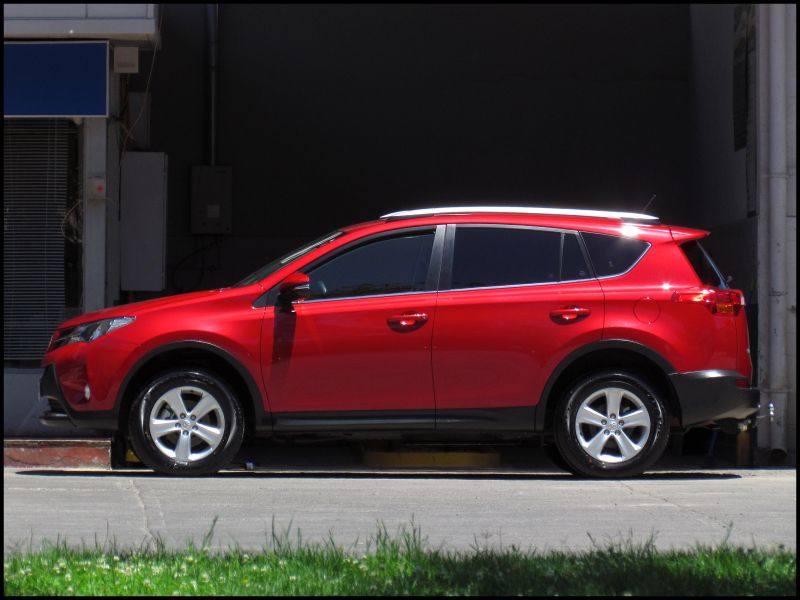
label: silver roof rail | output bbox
[381,206,659,221]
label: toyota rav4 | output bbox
[40,206,759,477]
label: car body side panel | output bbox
[432,280,604,410]
[42,287,268,415]
[261,294,437,414]
[600,237,738,374]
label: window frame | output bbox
[439,223,596,292]
[266,225,446,305]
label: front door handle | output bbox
[387,311,428,331]
[550,306,591,324]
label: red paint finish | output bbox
[432,280,604,410]
[40,209,753,433]
[261,294,437,413]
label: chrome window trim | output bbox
[295,289,437,305]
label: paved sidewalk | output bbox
[4,466,795,555]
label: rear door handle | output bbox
[550,306,591,324]
[387,311,428,331]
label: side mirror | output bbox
[278,272,311,303]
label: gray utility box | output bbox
[191,165,232,234]
[120,152,168,291]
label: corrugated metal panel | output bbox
[3,119,77,360]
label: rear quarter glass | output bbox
[580,232,650,277]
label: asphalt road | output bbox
[4,465,795,555]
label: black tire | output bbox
[128,369,245,475]
[553,370,670,478]
[543,442,575,473]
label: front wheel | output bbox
[553,370,670,478]
[128,369,245,475]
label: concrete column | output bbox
[82,118,108,313]
[106,72,121,307]
[755,3,796,460]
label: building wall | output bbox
[134,4,692,295]
[689,4,796,459]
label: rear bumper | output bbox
[670,369,759,427]
[39,364,118,431]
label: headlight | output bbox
[50,317,135,351]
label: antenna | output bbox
[642,194,657,213]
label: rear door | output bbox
[431,224,604,428]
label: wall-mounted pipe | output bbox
[206,3,218,166]
[756,4,791,459]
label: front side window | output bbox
[306,231,434,300]
[450,227,562,289]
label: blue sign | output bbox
[4,42,108,117]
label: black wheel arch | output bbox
[115,340,271,435]
[535,339,680,434]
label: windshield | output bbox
[233,231,344,287]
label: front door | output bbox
[262,227,441,430]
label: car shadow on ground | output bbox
[13,467,745,480]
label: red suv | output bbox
[40,207,759,477]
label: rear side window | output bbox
[307,231,434,299]
[680,240,727,288]
[450,227,561,289]
[581,232,649,277]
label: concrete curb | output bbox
[3,438,111,469]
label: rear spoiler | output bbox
[669,225,709,242]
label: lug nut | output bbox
[610,414,616,419]
[180,413,186,419]
[619,420,624,426]
[614,430,621,436]
[192,425,198,431]
[175,423,181,429]
[191,415,196,421]
[182,430,189,436]
[601,420,607,425]
[604,430,610,435]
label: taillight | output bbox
[672,289,743,316]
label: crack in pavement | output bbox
[618,481,732,533]
[123,478,168,546]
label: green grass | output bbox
[4,519,796,596]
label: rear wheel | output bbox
[553,370,669,478]
[128,369,244,475]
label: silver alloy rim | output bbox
[574,386,651,464]
[148,386,225,463]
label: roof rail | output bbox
[381,206,659,221]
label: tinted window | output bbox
[581,232,649,277]
[561,234,591,281]
[307,231,434,299]
[451,227,560,289]
[681,240,726,288]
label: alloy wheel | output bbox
[148,386,226,463]
[574,386,652,463]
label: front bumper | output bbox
[670,369,759,427]
[39,364,118,431]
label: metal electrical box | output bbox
[120,152,168,291]
[191,165,232,234]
